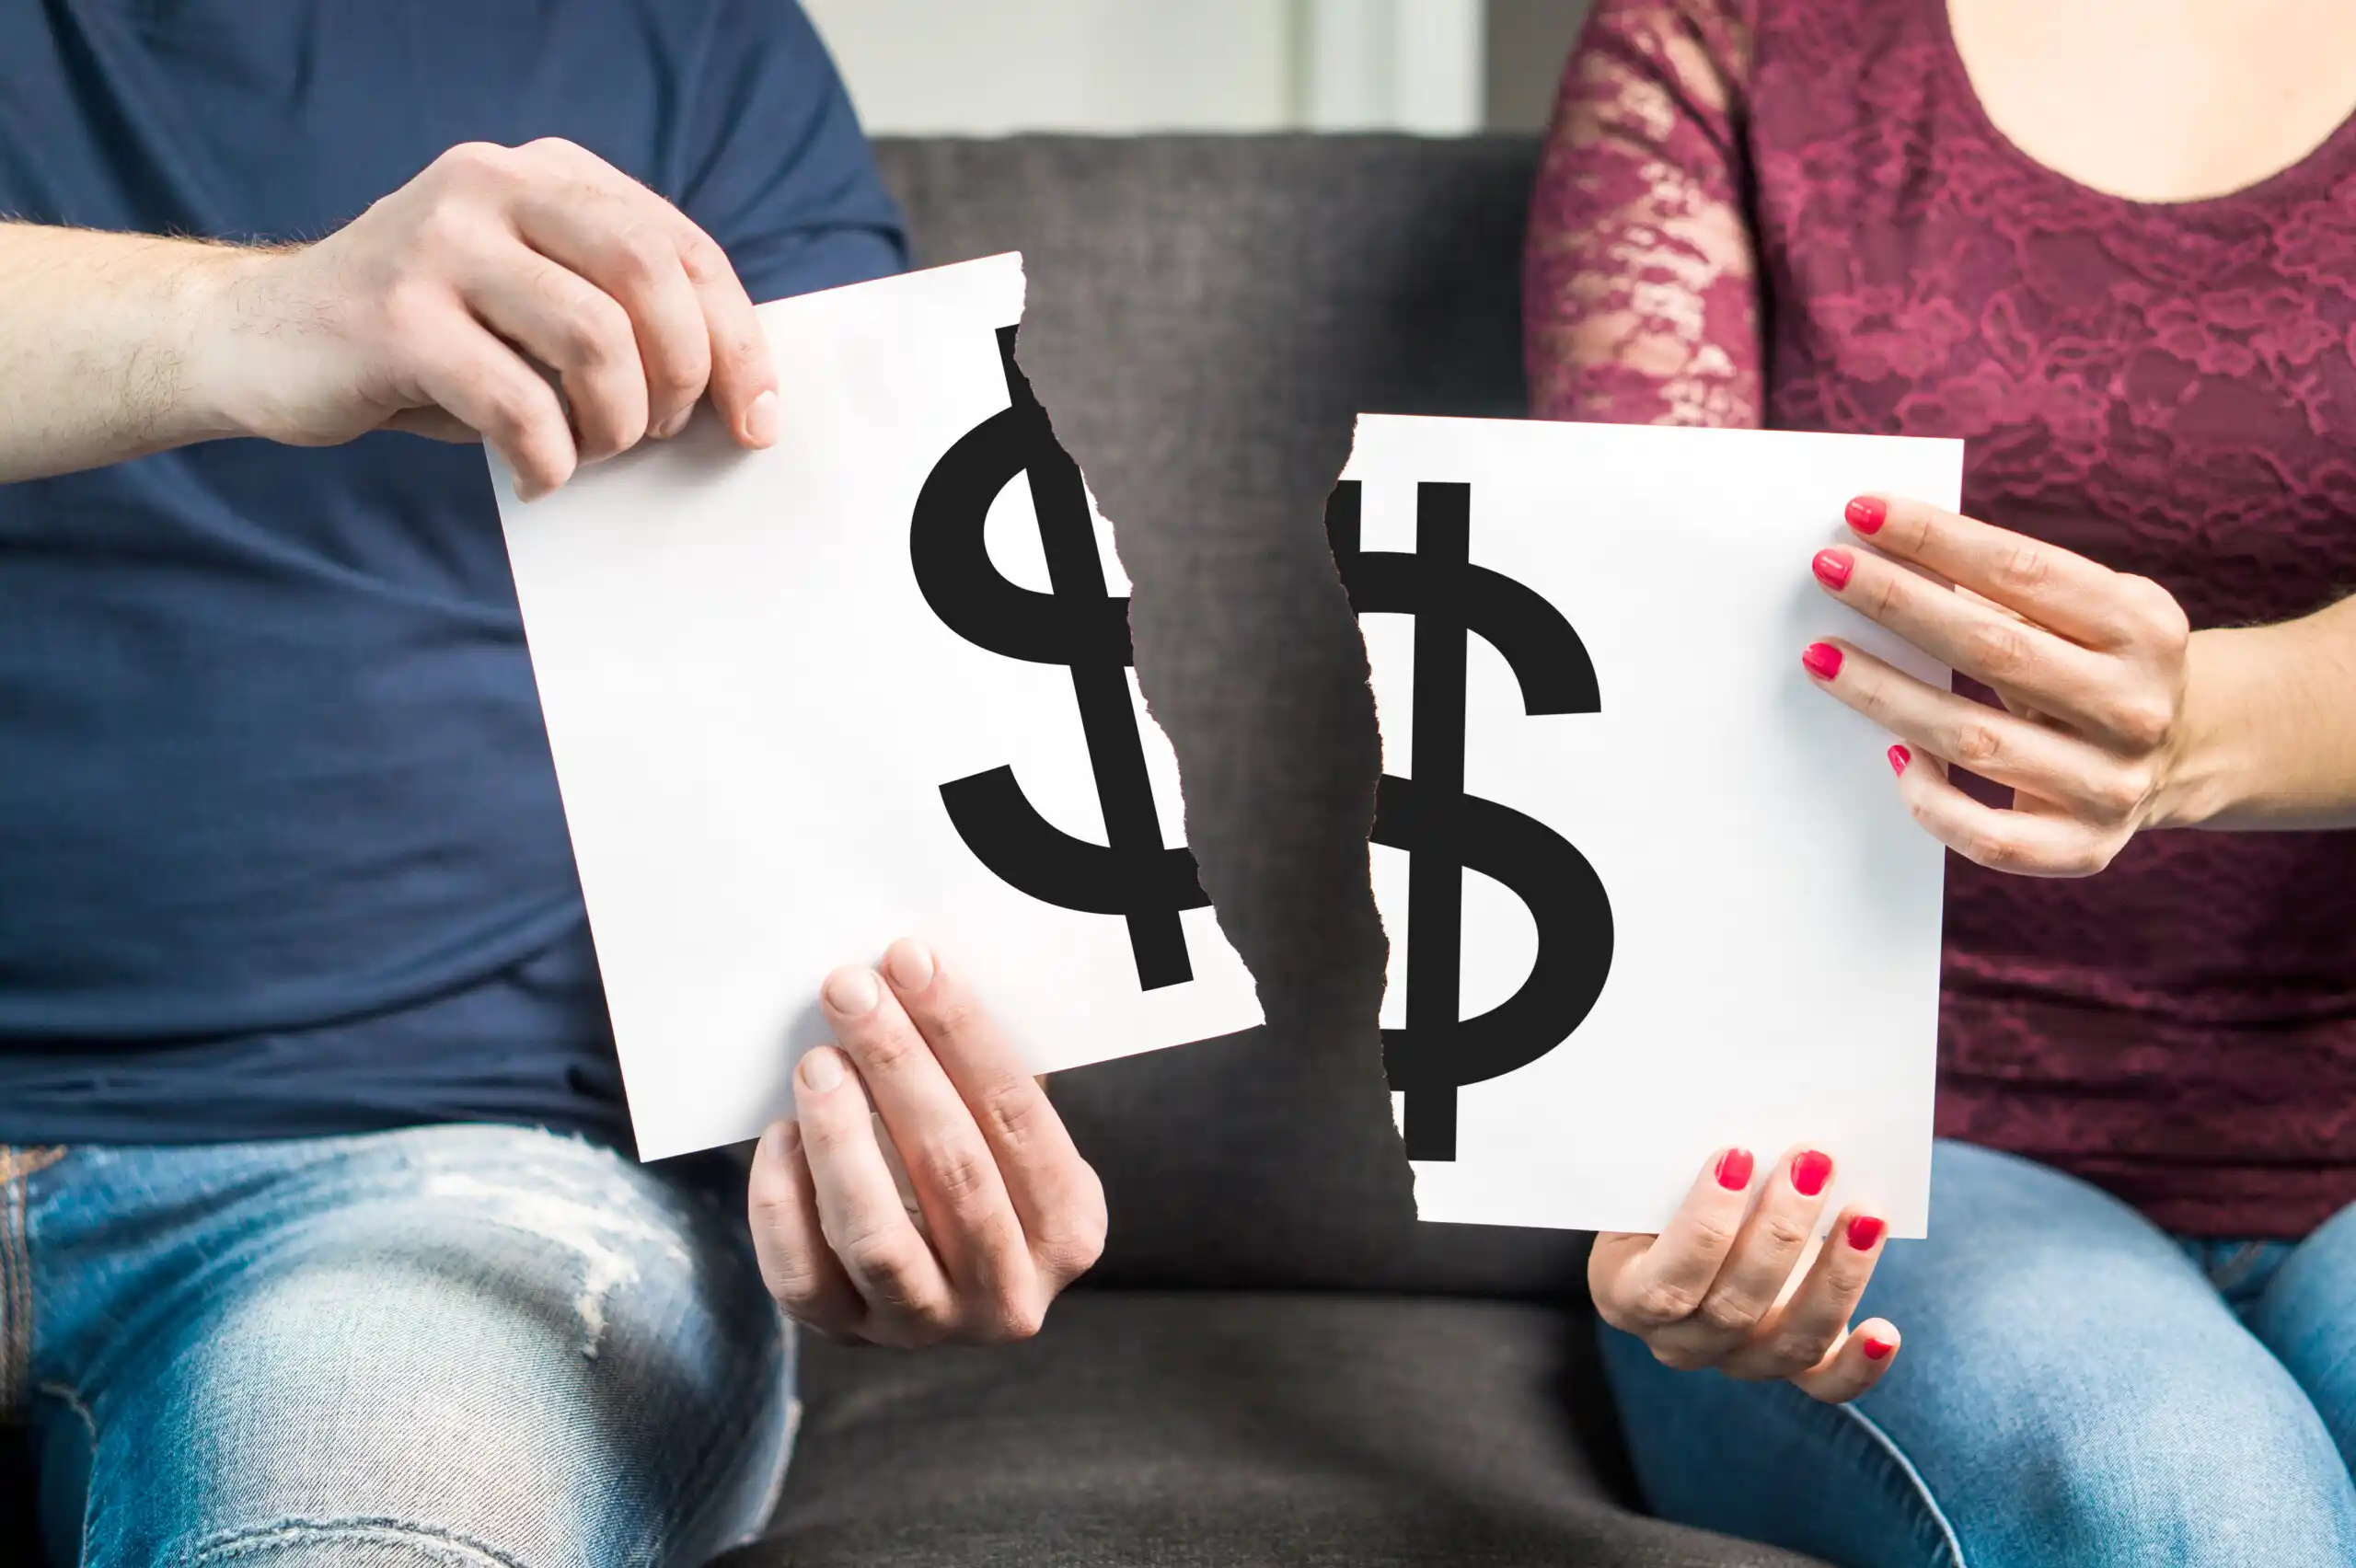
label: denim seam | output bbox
[656,1310,795,1566]
[1831,1401,1969,1568]
[2203,1239,2271,1297]
[35,1379,95,1441]
[0,1147,29,1420]
[179,1517,531,1568]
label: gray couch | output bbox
[722,136,1829,1568]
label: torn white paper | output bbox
[495,254,1262,1160]
[1336,416,1960,1237]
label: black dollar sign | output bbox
[1328,479,1615,1161]
[910,327,1209,991]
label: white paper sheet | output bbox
[494,254,1262,1160]
[1337,416,1961,1237]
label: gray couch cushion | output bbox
[871,135,1588,1301]
[729,1292,1827,1568]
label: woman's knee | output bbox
[1982,1383,2356,1568]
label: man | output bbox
[0,5,1104,1565]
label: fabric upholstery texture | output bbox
[729,1294,1821,1568]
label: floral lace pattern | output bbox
[1526,0,2356,1236]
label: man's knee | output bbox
[179,1518,534,1568]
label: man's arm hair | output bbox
[0,220,255,484]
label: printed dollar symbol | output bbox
[1329,479,1615,1160]
[910,327,1210,990]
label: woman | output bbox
[1525,2,2356,1563]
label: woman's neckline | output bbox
[1923,0,2356,213]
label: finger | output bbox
[1593,1147,1758,1336]
[1810,547,2131,741]
[880,940,1105,1287]
[1791,1317,1901,1405]
[458,242,648,463]
[792,1044,958,1345]
[514,139,775,448]
[403,319,577,500]
[510,184,713,442]
[745,1117,866,1339]
[380,406,481,444]
[819,964,1031,1312]
[1843,494,2147,651]
[1804,639,2151,824]
[1653,1147,1834,1364]
[1888,744,2119,876]
[1721,1207,1887,1380]
[677,221,777,449]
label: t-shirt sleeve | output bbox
[1520,0,1762,427]
[673,0,909,303]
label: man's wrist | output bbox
[169,241,279,444]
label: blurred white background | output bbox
[801,0,1592,136]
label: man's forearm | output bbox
[0,220,252,484]
[2165,594,2356,831]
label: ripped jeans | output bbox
[0,1126,793,1568]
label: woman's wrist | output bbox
[2145,626,2245,830]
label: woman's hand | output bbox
[1589,1147,1899,1404]
[1803,494,2194,876]
[746,939,1107,1349]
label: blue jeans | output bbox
[0,1126,793,1568]
[1603,1139,2356,1566]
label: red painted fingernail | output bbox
[1801,642,1843,681]
[1847,1215,1886,1251]
[1791,1149,1833,1196]
[1715,1147,1755,1191]
[1861,1335,1896,1362]
[1888,744,1911,776]
[1812,548,1854,590]
[1846,497,1887,534]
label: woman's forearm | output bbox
[2161,595,2356,830]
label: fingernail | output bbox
[1888,744,1911,776]
[653,408,691,440]
[1791,1149,1833,1196]
[884,940,935,992]
[800,1045,845,1093]
[1715,1147,1755,1191]
[1801,642,1844,681]
[743,388,780,446]
[1861,1334,1896,1362]
[823,967,880,1018]
[1847,1215,1886,1251]
[1846,496,1887,535]
[1812,548,1855,590]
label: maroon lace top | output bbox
[1525,0,2356,1237]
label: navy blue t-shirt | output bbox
[0,1,906,1146]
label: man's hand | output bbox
[746,939,1108,1348]
[194,138,776,499]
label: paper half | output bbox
[1335,415,1961,1237]
[494,254,1263,1159]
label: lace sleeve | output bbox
[1521,0,1763,427]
